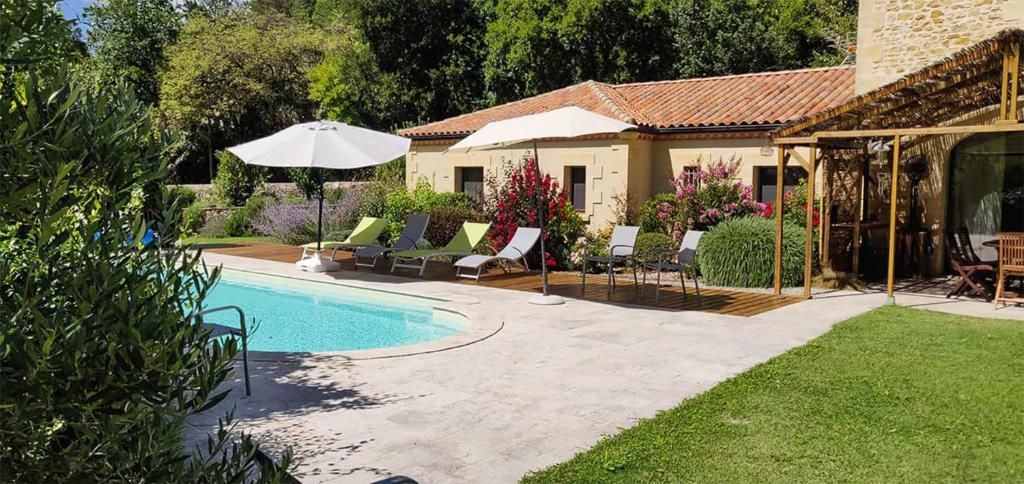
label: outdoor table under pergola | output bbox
[768,29,1024,302]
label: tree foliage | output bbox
[159,11,330,181]
[84,0,181,104]
[484,0,677,103]
[309,0,488,130]
[671,0,857,78]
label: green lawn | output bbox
[524,306,1023,483]
[181,235,274,246]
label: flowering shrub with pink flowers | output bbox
[483,156,585,269]
[670,156,768,230]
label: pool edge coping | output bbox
[208,263,504,361]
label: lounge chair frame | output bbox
[391,222,491,277]
[454,227,541,281]
[352,214,430,270]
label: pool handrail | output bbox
[197,305,251,397]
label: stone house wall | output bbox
[855,0,1024,93]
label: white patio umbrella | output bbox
[228,120,409,272]
[447,106,636,305]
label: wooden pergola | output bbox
[770,29,1024,302]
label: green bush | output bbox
[167,185,197,207]
[287,167,328,201]
[697,216,805,288]
[222,192,277,237]
[180,200,209,237]
[380,179,476,243]
[639,193,680,235]
[1,68,287,480]
[634,232,676,264]
[212,150,268,206]
[423,205,486,247]
[222,210,248,237]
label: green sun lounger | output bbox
[391,222,491,276]
[300,216,387,259]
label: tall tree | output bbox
[309,0,489,130]
[84,0,181,105]
[671,0,857,78]
[159,11,330,181]
[484,0,677,103]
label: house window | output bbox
[680,166,701,188]
[757,166,806,204]
[569,166,586,211]
[459,167,484,201]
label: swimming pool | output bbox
[202,270,466,352]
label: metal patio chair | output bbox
[581,225,640,295]
[642,230,704,304]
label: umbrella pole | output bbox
[317,178,324,253]
[534,141,550,297]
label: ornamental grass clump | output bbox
[697,216,805,288]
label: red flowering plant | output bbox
[764,178,819,227]
[483,156,585,269]
[670,156,768,230]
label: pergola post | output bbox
[885,136,901,303]
[803,144,817,299]
[999,42,1020,122]
[773,145,787,297]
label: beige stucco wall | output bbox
[406,137,632,227]
[648,137,808,195]
[407,135,818,231]
[856,0,1024,93]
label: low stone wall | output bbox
[172,181,366,205]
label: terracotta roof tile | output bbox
[400,66,855,138]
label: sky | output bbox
[59,0,94,34]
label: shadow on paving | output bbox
[191,354,413,480]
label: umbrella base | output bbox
[528,294,566,306]
[296,252,341,273]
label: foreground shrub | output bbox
[697,216,805,288]
[423,205,487,247]
[634,232,676,264]
[212,150,268,206]
[0,69,288,480]
[483,157,585,268]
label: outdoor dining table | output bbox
[982,239,1001,249]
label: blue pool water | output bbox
[202,271,464,352]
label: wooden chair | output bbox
[955,227,996,265]
[993,232,1024,309]
[945,233,994,300]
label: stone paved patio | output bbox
[186,252,1018,483]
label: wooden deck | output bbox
[202,242,801,317]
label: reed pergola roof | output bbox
[776,29,1024,141]
[769,29,1024,304]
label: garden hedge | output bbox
[697,216,805,288]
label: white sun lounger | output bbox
[454,227,541,281]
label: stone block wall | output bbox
[856,0,1024,93]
